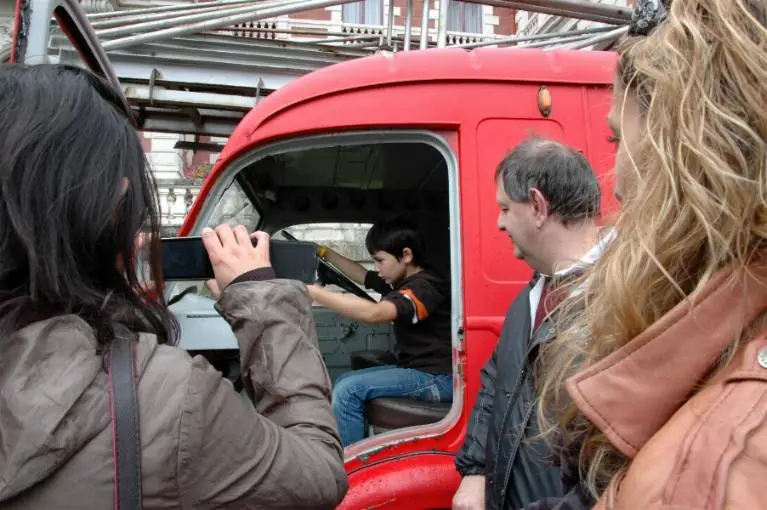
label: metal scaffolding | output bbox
[38,0,636,136]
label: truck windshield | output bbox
[204,180,260,231]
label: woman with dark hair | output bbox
[0,64,347,509]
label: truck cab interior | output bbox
[167,132,460,445]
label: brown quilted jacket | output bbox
[0,278,348,509]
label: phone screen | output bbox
[161,237,318,284]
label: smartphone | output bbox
[161,236,318,284]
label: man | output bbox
[452,137,613,510]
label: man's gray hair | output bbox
[495,137,601,223]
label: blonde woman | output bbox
[533,0,767,508]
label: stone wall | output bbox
[1,8,12,58]
[287,223,376,296]
[286,223,372,264]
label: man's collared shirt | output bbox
[527,227,616,337]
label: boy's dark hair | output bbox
[495,136,601,224]
[365,216,425,266]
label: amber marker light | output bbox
[538,86,552,117]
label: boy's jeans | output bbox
[332,365,453,447]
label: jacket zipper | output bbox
[495,345,537,505]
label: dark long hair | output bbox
[0,64,178,346]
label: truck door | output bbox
[460,82,613,412]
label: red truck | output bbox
[172,46,619,509]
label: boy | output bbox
[307,216,452,447]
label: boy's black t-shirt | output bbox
[364,269,452,375]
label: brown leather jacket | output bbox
[0,279,348,509]
[567,263,767,509]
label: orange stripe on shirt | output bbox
[399,289,429,321]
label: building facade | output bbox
[140,0,520,233]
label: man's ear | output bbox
[401,247,414,265]
[529,188,550,228]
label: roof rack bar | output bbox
[436,0,450,48]
[101,0,362,50]
[91,1,266,29]
[403,0,414,51]
[518,31,599,49]
[87,0,266,20]
[96,0,305,38]
[551,25,629,49]
[419,0,429,50]
[453,24,614,49]
[458,0,631,25]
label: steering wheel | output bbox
[316,259,376,302]
[280,230,376,302]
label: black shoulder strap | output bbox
[109,338,143,510]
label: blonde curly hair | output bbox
[536,0,767,498]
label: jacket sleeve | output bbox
[176,279,347,510]
[454,278,537,477]
[518,440,594,510]
[454,348,497,476]
[518,489,592,510]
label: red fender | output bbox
[339,453,461,510]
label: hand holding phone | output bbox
[162,230,317,285]
[201,225,271,289]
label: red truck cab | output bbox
[174,47,619,509]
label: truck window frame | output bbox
[187,129,464,456]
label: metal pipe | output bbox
[97,0,308,38]
[88,0,268,20]
[101,0,363,50]
[458,0,628,25]
[537,33,597,48]
[419,0,429,50]
[385,0,395,48]
[436,0,449,49]
[404,0,414,51]
[458,0,632,23]
[492,32,588,49]
[298,33,380,44]
[91,0,271,28]
[346,41,387,48]
[452,24,614,49]
[552,25,628,50]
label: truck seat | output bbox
[350,350,452,430]
[365,397,451,430]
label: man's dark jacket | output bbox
[454,276,563,509]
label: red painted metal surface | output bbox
[340,454,461,509]
[178,47,618,508]
[180,47,618,236]
[9,0,22,63]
